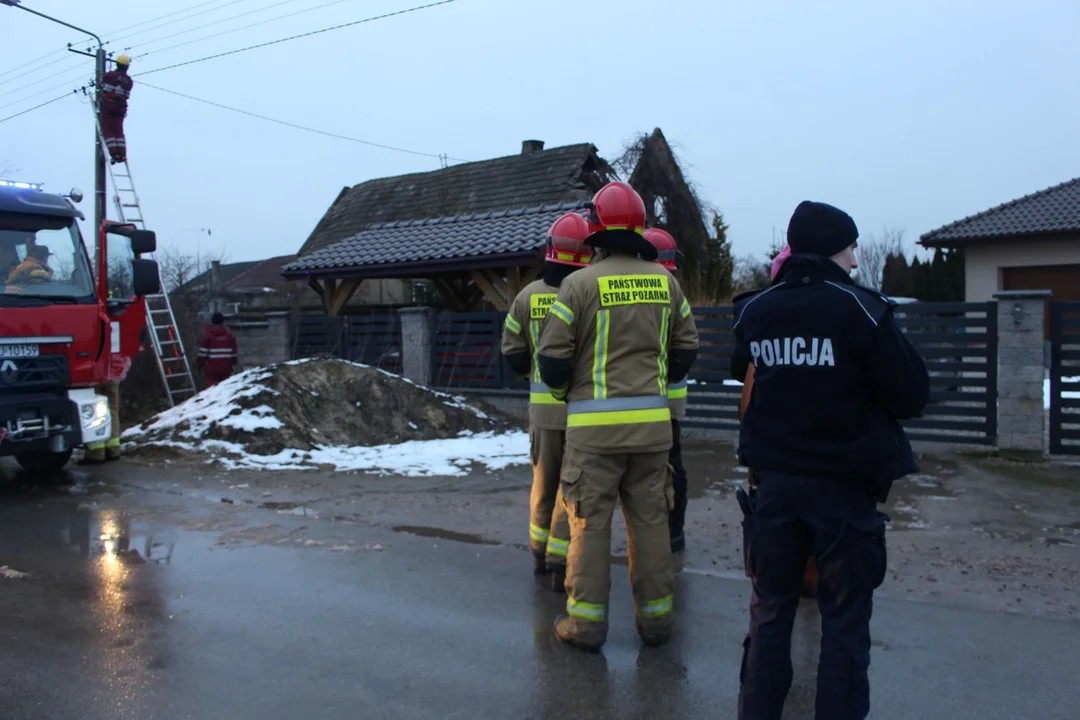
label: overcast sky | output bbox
[2,0,1078,267]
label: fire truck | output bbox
[0,178,159,472]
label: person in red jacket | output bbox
[99,54,133,164]
[197,312,239,387]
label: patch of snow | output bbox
[123,368,283,441]
[1,566,29,579]
[408,421,418,430]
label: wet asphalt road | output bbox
[1,462,1079,720]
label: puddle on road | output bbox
[391,525,500,546]
[260,501,317,517]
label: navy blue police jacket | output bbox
[730,254,930,501]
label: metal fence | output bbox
[292,313,402,374]
[1049,301,1080,455]
[291,302,997,446]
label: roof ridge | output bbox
[357,201,584,234]
[922,176,1080,240]
[228,254,298,288]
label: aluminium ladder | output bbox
[93,102,197,407]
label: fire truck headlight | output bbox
[82,399,109,430]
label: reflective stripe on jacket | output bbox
[537,254,699,454]
[197,324,238,377]
[500,279,566,430]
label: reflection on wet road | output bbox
[1,460,1078,719]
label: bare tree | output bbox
[0,160,19,179]
[854,227,907,289]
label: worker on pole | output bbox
[537,181,699,652]
[500,213,593,589]
[99,54,133,164]
[643,228,691,561]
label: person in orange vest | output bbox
[99,54,133,164]
[6,244,54,284]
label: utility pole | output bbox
[2,1,105,235]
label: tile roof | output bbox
[180,260,261,291]
[298,142,606,257]
[282,202,584,278]
[921,177,1080,246]
[227,254,298,291]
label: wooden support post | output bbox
[520,263,542,287]
[469,269,509,311]
[327,278,363,316]
[506,266,522,302]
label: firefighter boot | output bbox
[533,552,549,575]
[105,439,121,461]
[553,615,604,653]
[636,617,672,648]
[79,445,107,465]
[550,564,566,594]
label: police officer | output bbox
[501,212,593,588]
[537,181,699,652]
[643,228,690,559]
[731,200,929,719]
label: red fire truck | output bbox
[0,178,159,471]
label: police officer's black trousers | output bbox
[738,471,887,720]
[667,418,688,549]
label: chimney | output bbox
[521,139,545,155]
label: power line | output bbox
[126,0,308,55]
[133,0,360,61]
[0,91,75,125]
[134,0,460,77]
[104,0,257,45]
[0,60,95,100]
[0,0,238,83]
[101,0,235,39]
[141,81,466,161]
[0,71,94,111]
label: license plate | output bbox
[0,344,39,359]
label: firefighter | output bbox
[732,201,929,719]
[99,54,133,164]
[197,312,239,387]
[642,228,691,560]
[537,181,699,651]
[6,244,54,284]
[501,212,592,588]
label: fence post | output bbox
[993,290,1052,454]
[398,306,434,386]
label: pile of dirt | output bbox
[123,359,519,462]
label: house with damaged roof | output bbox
[283,130,711,314]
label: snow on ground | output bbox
[136,432,530,476]
[123,359,524,476]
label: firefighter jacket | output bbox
[6,256,53,284]
[100,69,133,116]
[537,253,699,454]
[500,279,566,430]
[665,274,692,419]
[197,324,238,377]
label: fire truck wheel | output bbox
[14,449,74,474]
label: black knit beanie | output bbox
[787,201,859,257]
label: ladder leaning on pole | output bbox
[93,103,197,407]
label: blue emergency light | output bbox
[0,179,44,191]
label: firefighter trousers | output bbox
[528,428,571,567]
[559,445,674,647]
[100,111,127,162]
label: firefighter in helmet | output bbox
[500,212,593,590]
[537,181,699,651]
[643,227,691,561]
[99,54,133,164]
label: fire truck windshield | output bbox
[0,219,95,303]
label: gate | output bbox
[682,302,998,444]
[1049,301,1080,455]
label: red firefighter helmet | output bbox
[643,228,679,270]
[545,212,593,267]
[584,181,657,260]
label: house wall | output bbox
[964,235,1080,301]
